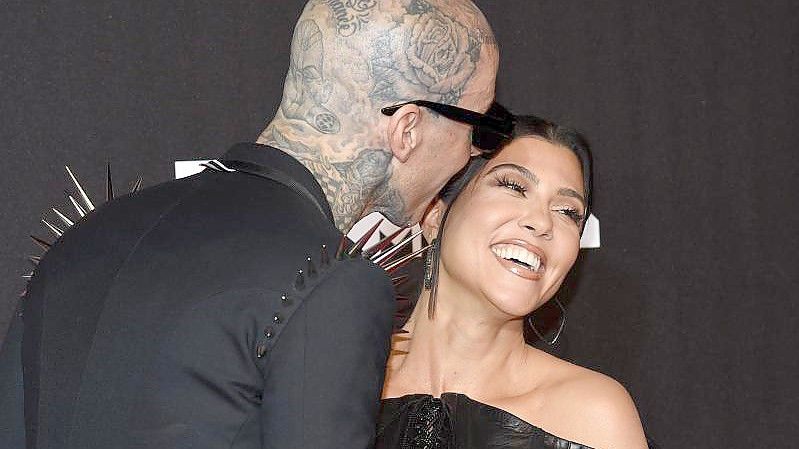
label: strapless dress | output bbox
[376,393,594,449]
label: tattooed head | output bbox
[258,0,498,231]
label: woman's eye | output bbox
[554,206,585,225]
[495,175,527,194]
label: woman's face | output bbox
[431,137,586,318]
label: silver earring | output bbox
[423,239,437,290]
[527,297,567,345]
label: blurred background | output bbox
[1,1,797,446]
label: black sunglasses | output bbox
[380,100,515,154]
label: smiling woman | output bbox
[377,115,649,449]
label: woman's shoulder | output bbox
[513,349,648,449]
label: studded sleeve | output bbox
[257,257,396,449]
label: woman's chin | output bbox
[481,288,546,319]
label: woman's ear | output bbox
[421,198,447,241]
[386,104,422,163]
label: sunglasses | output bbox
[380,100,515,154]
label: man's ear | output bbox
[386,104,422,163]
[421,198,447,241]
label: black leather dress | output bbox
[376,393,593,449]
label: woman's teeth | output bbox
[491,244,542,271]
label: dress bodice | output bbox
[376,393,593,449]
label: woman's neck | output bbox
[389,283,530,398]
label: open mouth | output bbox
[490,242,545,279]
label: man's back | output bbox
[0,0,501,445]
[6,145,396,448]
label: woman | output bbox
[377,115,649,449]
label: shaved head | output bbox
[259,0,498,230]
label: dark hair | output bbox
[427,114,594,319]
[441,115,593,214]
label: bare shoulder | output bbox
[516,351,648,449]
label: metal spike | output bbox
[66,192,87,217]
[364,227,410,259]
[52,207,74,227]
[348,219,383,257]
[28,255,41,265]
[256,343,268,358]
[294,269,305,291]
[41,219,64,237]
[130,176,143,193]
[106,162,114,201]
[30,235,52,250]
[320,244,330,268]
[391,275,409,286]
[22,273,33,280]
[65,165,95,211]
[372,229,424,265]
[383,243,432,273]
[335,234,350,260]
[306,257,317,278]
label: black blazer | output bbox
[0,143,396,449]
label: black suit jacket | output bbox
[0,143,396,449]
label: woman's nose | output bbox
[519,205,553,240]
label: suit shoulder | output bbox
[307,257,395,306]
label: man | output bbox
[0,0,499,448]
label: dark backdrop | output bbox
[1,1,797,447]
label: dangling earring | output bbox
[527,297,567,345]
[423,238,437,290]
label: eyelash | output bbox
[494,174,585,225]
[495,175,527,194]
[554,206,585,225]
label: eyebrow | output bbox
[485,163,539,184]
[557,188,587,210]
[485,163,587,209]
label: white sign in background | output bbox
[175,160,600,250]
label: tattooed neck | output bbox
[251,0,496,230]
[257,125,406,232]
